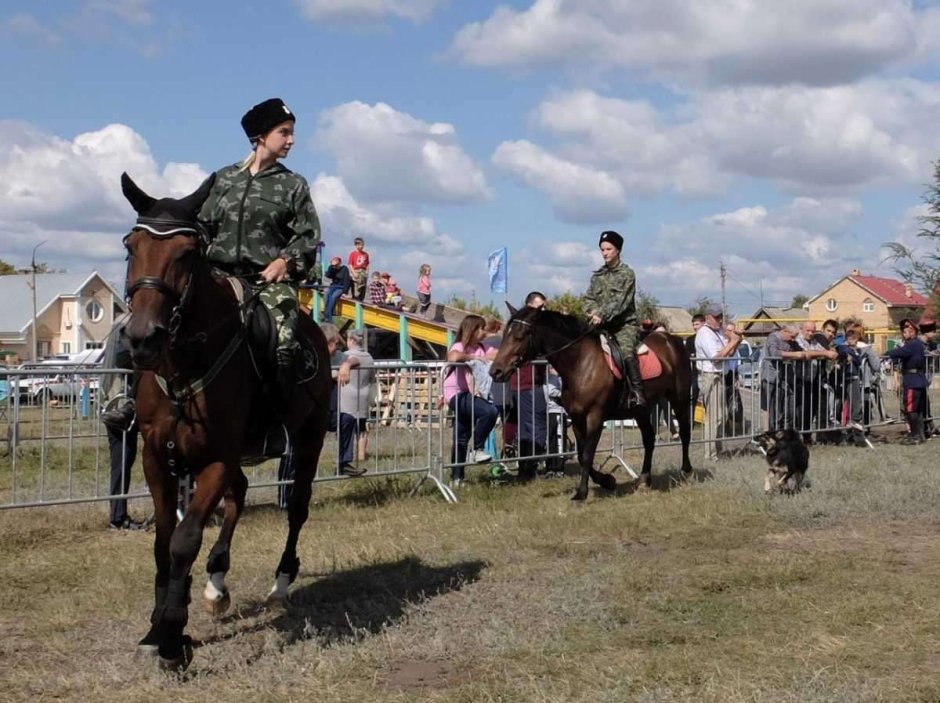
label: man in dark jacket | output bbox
[887,318,929,443]
[323,256,352,322]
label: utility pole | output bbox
[30,241,47,362]
[719,261,727,317]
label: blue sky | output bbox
[3,0,940,317]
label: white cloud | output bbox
[0,121,205,275]
[310,173,474,292]
[695,80,940,190]
[311,173,438,244]
[493,81,940,219]
[294,0,442,23]
[0,14,61,45]
[641,197,869,309]
[316,101,490,206]
[451,0,928,86]
[492,140,628,223]
[82,0,153,26]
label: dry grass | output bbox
[1,438,940,702]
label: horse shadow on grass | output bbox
[594,464,715,498]
[197,556,486,652]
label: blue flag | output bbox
[488,247,508,294]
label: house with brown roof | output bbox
[805,269,928,351]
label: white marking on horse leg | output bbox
[203,571,232,617]
[267,573,291,603]
[204,572,228,601]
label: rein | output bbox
[508,317,596,361]
[124,224,258,407]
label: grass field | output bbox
[2,433,940,702]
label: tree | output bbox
[637,288,660,323]
[545,291,586,317]
[790,294,809,309]
[0,258,58,275]
[446,295,502,321]
[884,160,940,313]
[686,296,717,317]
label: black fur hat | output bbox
[241,98,295,141]
[598,230,623,251]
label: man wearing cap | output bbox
[887,318,930,443]
[583,230,645,408]
[919,317,937,436]
[199,97,321,403]
[694,304,743,461]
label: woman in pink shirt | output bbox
[443,314,499,482]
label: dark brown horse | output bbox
[490,304,693,500]
[119,173,331,670]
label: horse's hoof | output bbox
[266,572,292,608]
[158,637,193,673]
[570,491,587,502]
[136,643,159,660]
[203,591,231,618]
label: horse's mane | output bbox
[531,308,597,339]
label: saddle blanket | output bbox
[599,337,663,381]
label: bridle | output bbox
[504,314,596,370]
[123,217,203,346]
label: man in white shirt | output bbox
[694,304,742,462]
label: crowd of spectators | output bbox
[757,317,937,445]
[319,236,434,320]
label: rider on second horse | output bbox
[584,230,646,409]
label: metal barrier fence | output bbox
[1,350,937,511]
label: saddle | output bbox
[224,276,319,464]
[599,334,663,382]
[224,276,318,386]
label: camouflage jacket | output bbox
[199,163,321,279]
[583,261,638,330]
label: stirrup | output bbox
[101,396,136,431]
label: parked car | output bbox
[11,353,103,403]
[738,346,762,389]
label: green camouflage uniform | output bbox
[583,261,639,354]
[199,162,321,364]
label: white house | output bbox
[0,271,127,363]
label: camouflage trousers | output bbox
[259,282,300,364]
[609,324,638,355]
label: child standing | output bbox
[347,237,370,301]
[417,264,432,317]
[368,271,386,306]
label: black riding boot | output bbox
[276,356,295,406]
[622,353,647,408]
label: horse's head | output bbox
[119,172,215,368]
[490,302,541,382]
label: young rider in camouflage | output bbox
[584,230,646,408]
[199,97,321,401]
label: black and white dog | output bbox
[755,429,809,494]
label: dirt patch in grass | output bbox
[380,658,467,691]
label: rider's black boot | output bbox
[623,353,647,409]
